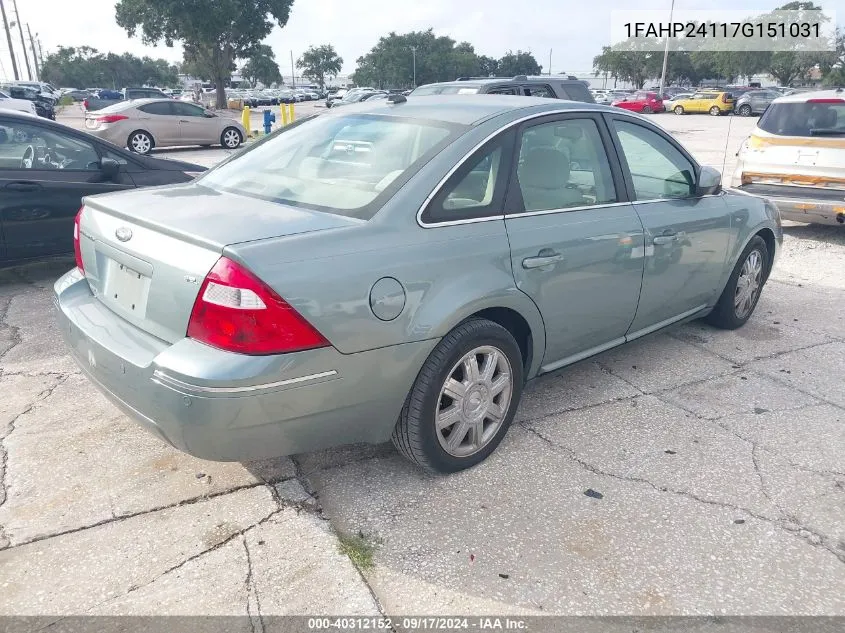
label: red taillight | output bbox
[95,114,129,124]
[721,94,729,103]
[82,99,88,109]
[73,207,84,273]
[807,98,844,104]
[187,257,329,355]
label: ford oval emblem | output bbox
[115,227,133,242]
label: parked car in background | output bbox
[83,87,171,112]
[663,92,694,112]
[62,89,93,102]
[734,89,781,116]
[0,110,204,265]
[410,76,595,103]
[672,91,735,115]
[84,99,246,154]
[329,88,378,108]
[612,91,664,114]
[591,90,614,105]
[733,89,845,225]
[0,83,55,119]
[0,90,38,115]
[326,88,348,107]
[57,95,780,474]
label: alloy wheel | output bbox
[130,133,151,154]
[223,129,241,148]
[734,249,763,319]
[435,346,513,458]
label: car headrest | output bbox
[519,147,571,189]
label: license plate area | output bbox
[102,258,150,317]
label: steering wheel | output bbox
[21,145,35,169]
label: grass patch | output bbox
[337,531,376,570]
[58,95,74,106]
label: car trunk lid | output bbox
[78,183,360,344]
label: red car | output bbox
[612,91,665,114]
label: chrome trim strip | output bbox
[152,369,339,394]
[540,337,627,374]
[625,304,708,342]
[506,201,632,219]
[417,107,603,228]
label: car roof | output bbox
[423,76,585,89]
[773,88,845,104]
[329,94,607,125]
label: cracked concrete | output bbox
[1,118,843,618]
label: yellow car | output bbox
[672,91,735,116]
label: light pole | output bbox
[0,0,18,80]
[549,49,552,75]
[410,46,416,87]
[10,0,29,79]
[27,24,38,80]
[658,0,676,97]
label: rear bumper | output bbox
[735,184,845,226]
[55,269,437,461]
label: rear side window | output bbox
[422,129,515,224]
[524,84,555,99]
[486,86,521,95]
[558,83,593,103]
[411,85,480,96]
[758,101,845,137]
[138,102,173,115]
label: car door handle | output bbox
[522,252,564,269]
[653,231,678,245]
[5,181,42,192]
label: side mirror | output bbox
[204,112,215,118]
[100,157,120,180]
[696,166,722,196]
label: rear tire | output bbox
[704,236,768,330]
[674,105,684,115]
[127,130,153,155]
[709,106,721,116]
[392,318,524,474]
[642,105,652,114]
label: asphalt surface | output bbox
[0,108,843,620]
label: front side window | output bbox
[172,102,206,117]
[201,114,461,219]
[0,120,100,170]
[524,85,555,98]
[487,86,520,95]
[613,120,696,200]
[515,118,617,212]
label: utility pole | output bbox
[11,0,29,79]
[658,0,675,98]
[549,49,552,75]
[290,50,295,88]
[0,0,19,80]
[26,23,37,80]
[410,46,416,86]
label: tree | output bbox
[242,44,282,86]
[496,50,542,76]
[41,46,179,88]
[477,55,498,77]
[296,44,343,90]
[115,0,294,108]
[592,45,661,89]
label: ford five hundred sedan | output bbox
[55,95,782,473]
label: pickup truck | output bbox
[83,87,170,111]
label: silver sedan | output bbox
[84,98,246,154]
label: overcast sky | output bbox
[5,0,841,82]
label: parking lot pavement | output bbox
[1,113,843,617]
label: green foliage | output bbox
[115,0,293,107]
[242,44,282,87]
[496,50,542,76]
[296,44,343,90]
[337,532,376,570]
[41,46,179,88]
[351,30,543,88]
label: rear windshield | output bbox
[758,101,845,137]
[199,114,464,219]
[411,85,481,96]
[560,83,594,103]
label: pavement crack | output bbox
[522,422,845,565]
[2,481,269,550]
[243,536,264,633]
[0,296,22,363]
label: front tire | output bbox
[127,130,153,155]
[392,318,524,474]
[738,104,752,116]
[642,105,652,114]
[709,106,721,116]
[221,127,243,149]
[674,105,684,115]
[704,236,768,330]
